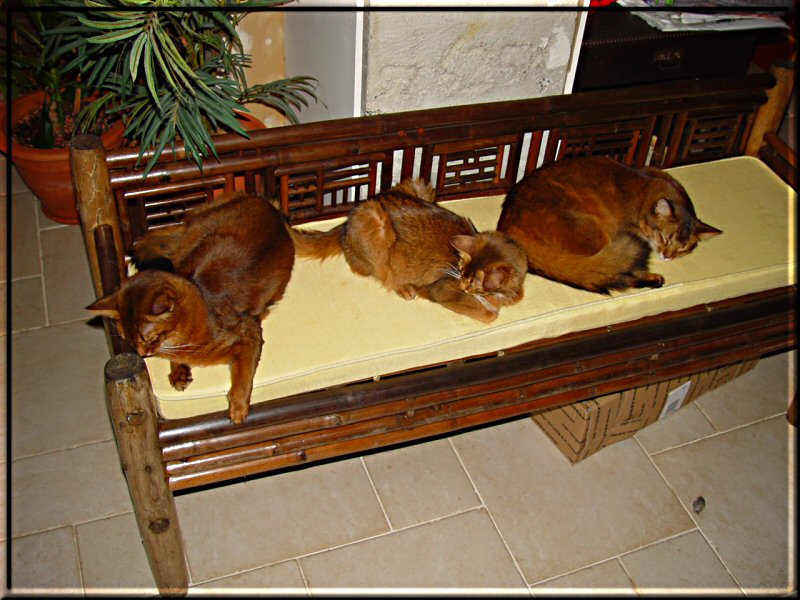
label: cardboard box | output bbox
[532,360,759,463]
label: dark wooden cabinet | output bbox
[574,10,775,91]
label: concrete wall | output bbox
[361,9,584,115]
[246,5,586,125]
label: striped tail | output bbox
[287,223,345,260]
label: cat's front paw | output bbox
[227,396,250,425]
[169,363,193,391]
[397,285,419,300]
[631,270,665,289]
[476,309,499,323]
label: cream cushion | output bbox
[146,156,796,419]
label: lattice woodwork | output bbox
[544,118,655,166]
[674,113,751,164]
[101,73,773,246]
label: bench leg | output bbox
[105,353,189,596]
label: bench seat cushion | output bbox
[146,156,796,419]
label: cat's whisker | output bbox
[438,265,462,280]
[161,343,203,350]
[471,293,499,314]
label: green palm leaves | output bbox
[44,1,319,174]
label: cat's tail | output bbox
[287,223,345,260]
[392,178,436,203]
[529,234,650,294]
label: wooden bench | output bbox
[70,72,797,596]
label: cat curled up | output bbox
[497,156,721,294]
[289,179,528,323]
[86,193,295,424]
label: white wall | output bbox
[284,7,362,122]
[283,3,586,122]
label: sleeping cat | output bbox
[290,179,528,323]
[86,193,295,424]
[497,156,722,294]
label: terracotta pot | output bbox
[0,90,125,224]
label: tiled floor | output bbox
[2,106,797,595]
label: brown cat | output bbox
[290,179,528,323]
[497,156,722,294]
[86,193,295,424]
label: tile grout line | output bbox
[446,437,532,592]
[632,435,747,594]
[278,506,488,570]
[293,558,312,597]
[10,509,135,542]
[530,527,696,590]
[646,411,790,458]
[32,201,51,328]
[69,524,87,596]
[359,456,394,532]
[11,436,116,463]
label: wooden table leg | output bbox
[105,353,189,596]
[788,392,797,427]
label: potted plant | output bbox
[1,0,320,223]
[0,7,126,223]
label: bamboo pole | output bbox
[745,59,796,156]
[105,353,189,596]
[70,134,129,355]
[70,134,127,294]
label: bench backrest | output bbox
[99,73,774,254]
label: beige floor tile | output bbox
[10,192,40,281]
[619,530,742,595]
[531,559,636,596]
[694,351,796,432]
[76,513,159,595]
[190,560,307,594]
[9,277,45,333]
[300,508,526,591]
[40,225,97,325]
[651,416,794,593]
[176,457,389,583]
[9,526,82,594]
[11,321,114,457]
[9,164,29,197]
[11,441,132,537]
[635,403,717,455]
[363,438,480,529]
[452,418,695,585]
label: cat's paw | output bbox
[168,364,193,391]
[631,271,665,289]
[476,310,499,324]
[397,285,419,300]
[228,400,250,425]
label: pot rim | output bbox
[0,89,125,157]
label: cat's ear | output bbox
[86,295,120,319]
[654,198,674,218]
[483,266,511,292]
[451,235,478,259]
[150,292,175,316]
[695,220,723,240]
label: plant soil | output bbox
[13,101,118,149]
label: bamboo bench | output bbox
[71,72,796,595]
